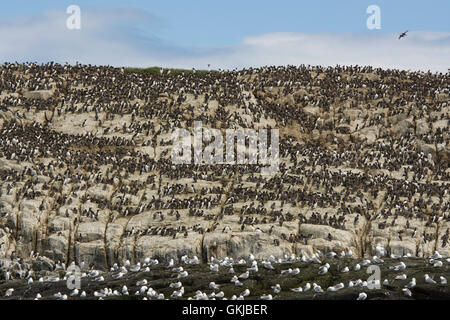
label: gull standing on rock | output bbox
[424,274,436,284]
[395,274,407,280]
[209,282,220,290]
[318,263,330,275]
[240,289,250,297]
[402,288,412,297]
[271,284,281,294]
[357,292,367,300]
[405,278,416,289]
[391,262,406,271]
[5,288,14,297]
[210,264,219,273]
[313,283,323,293]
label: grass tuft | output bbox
[124,67,218,76]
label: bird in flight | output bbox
[399,30,408,39]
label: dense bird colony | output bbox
[0,62,449,299]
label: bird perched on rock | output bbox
[318,263,330,275]
[171,288,184,299]
[391,262,406,271]
[5,288,14,297]
[234,280,244,286]
[112,272,125,279]
[271,284,281,294]
[130,263,141,272]
[170,281,182,289]
[172,266,183,273]
[431,251,442,260]
[89,270,100,278]
[313,283,323,293]
[376,245,386,257]
[209,282,220,290]
[360,259,371,266]
[395,274,407,280]
[357,292,367,300]
[327,283,344,292]
[425,274,436,284]
[405,278,416,289]
[240,289,250,297]
[247,261,258,273]
[281,268,293,275]
[209,264,219,273]
[263,261,274,270]
[402,288,412,297]
[291,268,300,275]
[94,276,104,282]
[433,260,443,268]
[136,279,147,286]
[372,256,384,264]
[70,289,79,296]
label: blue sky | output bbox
[0,1,449,71]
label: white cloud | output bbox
[0,9,449,72]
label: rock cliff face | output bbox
[0,63,449,270]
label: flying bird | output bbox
[399,30,408,39]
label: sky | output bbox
[0,0,449,71]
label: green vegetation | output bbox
[2,257,449,300]
[124,66,218,76]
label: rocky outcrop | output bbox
[23,90,53,100]
[0,64,448,271]
[203,232,292,261]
